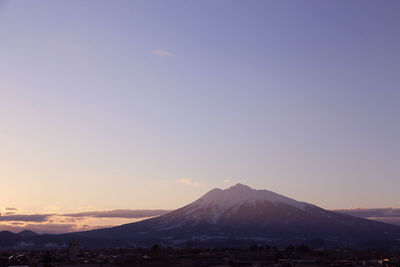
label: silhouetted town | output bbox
[1,241,399,266]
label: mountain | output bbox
[75,183,400,249]
[1,184,400,250]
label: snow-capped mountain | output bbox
[2,184,400,249]
[76,183,400,249]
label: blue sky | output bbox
[0,0,399,224]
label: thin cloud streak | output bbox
[152,49,173,57]
[63,209,170,218]
[178,179,206,187]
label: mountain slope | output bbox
[76,184,400,249]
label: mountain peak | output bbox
[228,183,252,191]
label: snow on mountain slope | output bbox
[194,183,306,210]
[172,183,308,224]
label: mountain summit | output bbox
[76,183,400,249]
[195,183,307,213]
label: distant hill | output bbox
[18,230,38,238]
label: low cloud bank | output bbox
[335,208,400,226]
[63,209,170,218]
[0,209,170,234]
[0,214,52,222]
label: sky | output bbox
[0,0,399,233]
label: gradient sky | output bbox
[1,0,399,228]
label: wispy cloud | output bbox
[335,208,400,226]
[5,207,18,211]
[43,206,61,212]
[178,179,206,187]
[1,207,20,214]
[152,49,173,57]
[224,179,231,183]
